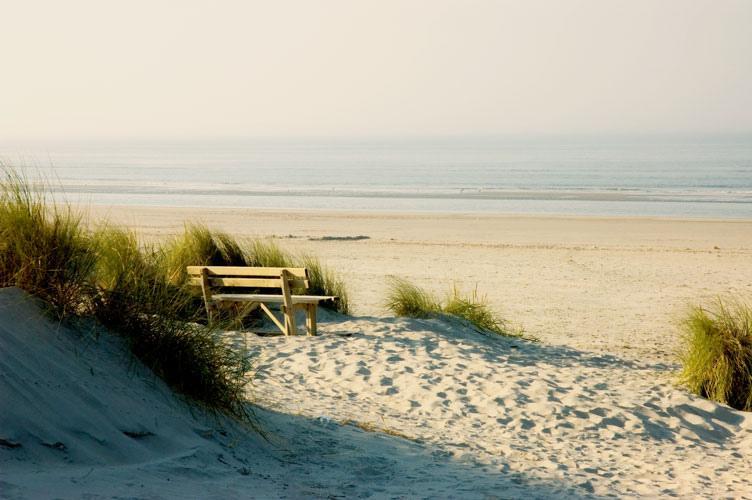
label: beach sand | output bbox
[5,206,747,498]
[88,205,752,364]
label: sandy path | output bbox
[87,206,752,364]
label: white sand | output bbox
[0,288,611,499]
[245,312,752,498]
[4,207,752,498]
[7,290,749,499]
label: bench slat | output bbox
[188,277,307,289]
[187,266,308,279]
[211,293,336,304]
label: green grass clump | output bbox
[92,227,197,324]
[163,224,251,284]
[385,277,442,318]
[0,169,254,421]
[679,299,752,411]
[302,254,350,314]
[0,170,96,319]
[247,238,294,268]
[444,286,511,336]
[385,277,521,338]
[92,226,251,419]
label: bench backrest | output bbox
[186,266,310,292]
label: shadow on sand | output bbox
[226,312,747,450]
[242,404,604,499]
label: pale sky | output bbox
[2,0,751,139]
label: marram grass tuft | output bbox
[679,299,752,411]
[385,277,525,339]
[385,276,442,318]
[0,170,255,422]
[0,169,96,319]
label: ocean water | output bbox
[1,135,751,218]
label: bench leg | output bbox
[205,301,214,325]
[280,269,297,336]
[306,304,317,336]
[283,305,297,336]
[260,302,287,335]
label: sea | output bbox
[1,135,750,218]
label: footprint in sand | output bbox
[589,407,609,417]
[519,418,536,430]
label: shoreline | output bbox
[81,202,752,221]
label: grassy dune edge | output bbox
[0,170,348,420]
[385,276,529,339]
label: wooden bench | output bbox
[187,266,336,336]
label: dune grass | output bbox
[0,171,254,420]
[163,224,251,284]
[0,170,96,319]
[91,226,253,420]
[302,254,350,315]
[0,168,349,420]
[679,299,752,411]
[385,277,442,318]
[247,238,294,268]
[444,285,512,336]
[385,276,523,338]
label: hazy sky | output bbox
[2,0,751,139]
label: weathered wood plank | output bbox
[259,302,286,334]
[189,277,306,289]
[187,266,308,279]
[211,293,336,303]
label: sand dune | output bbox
[2,289,751,497]
[2,288,625,499]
